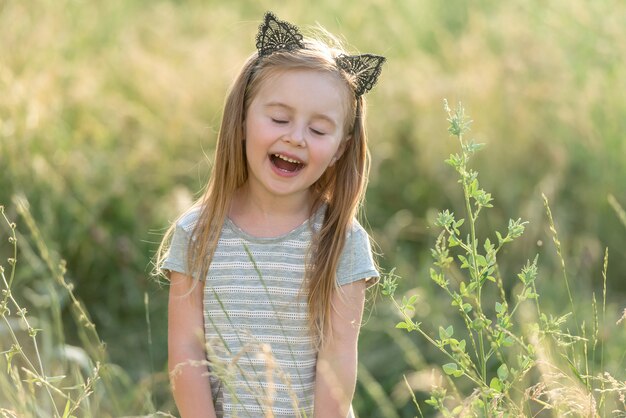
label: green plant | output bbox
[0,202,99,417]
[382,101,625,417]
[0,198,174,417]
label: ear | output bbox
[330,135,350,166]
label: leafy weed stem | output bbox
[445,101,488,384]
[388,294,483,387]
[429,265,482,377]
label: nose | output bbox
[283,125,306,147]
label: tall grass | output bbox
[382,102,625,416]
[0,198,175,417]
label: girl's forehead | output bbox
[260,68,347,94]
[252,69,351,118]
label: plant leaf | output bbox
[490,377,502,392]
[497,364,509,381]
[442,363,463,377]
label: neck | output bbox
[229,183,314,237]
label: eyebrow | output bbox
[264,102,338,128]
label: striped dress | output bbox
[163,207,378,417]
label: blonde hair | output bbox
[156,36,371,345]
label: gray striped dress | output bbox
[163,207,378,417]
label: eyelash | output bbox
[271,119,326,136]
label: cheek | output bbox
[313,140,344,167]
[247,115,277,141]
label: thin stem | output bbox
[600,247,608,415]
[403,374,425,418]
[542,194,579,330]
[458,133,487,383]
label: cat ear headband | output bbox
[255,12,385,96]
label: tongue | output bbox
[273,156,301,172]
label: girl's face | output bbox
[244,69,350,204]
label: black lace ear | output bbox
[335,54,386,96]
[256,12,305,57]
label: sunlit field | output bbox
[1,0,625,416]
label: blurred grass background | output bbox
[1,0,625,416]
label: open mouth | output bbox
[270,153,305,173]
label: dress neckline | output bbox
[225,205,325,243]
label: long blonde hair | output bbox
[156,37,371,345]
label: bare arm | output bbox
[168,271,217,418]
[314,279,367,418]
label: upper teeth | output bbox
[274,154,301,164]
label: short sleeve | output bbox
[336,220,379,287]
[161,223,191,276]
[160,209,200,277]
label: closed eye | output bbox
[310,128,326,136]
[271,118,288,124]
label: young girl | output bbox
[158,12,385,418]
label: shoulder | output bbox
[336,217,379,285]
[176,206,202,233]
[161,206,202,276]
[310,205,368,238]
[345,218,371,245]
[313,207,371,245]
[342,217,376,256]
[347,217,367,236]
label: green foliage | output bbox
[384,102,625,416]
[0,201,173,417]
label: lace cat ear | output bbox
[335,54,386,96]
[256,12,305,57]
[255,12,386,96]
